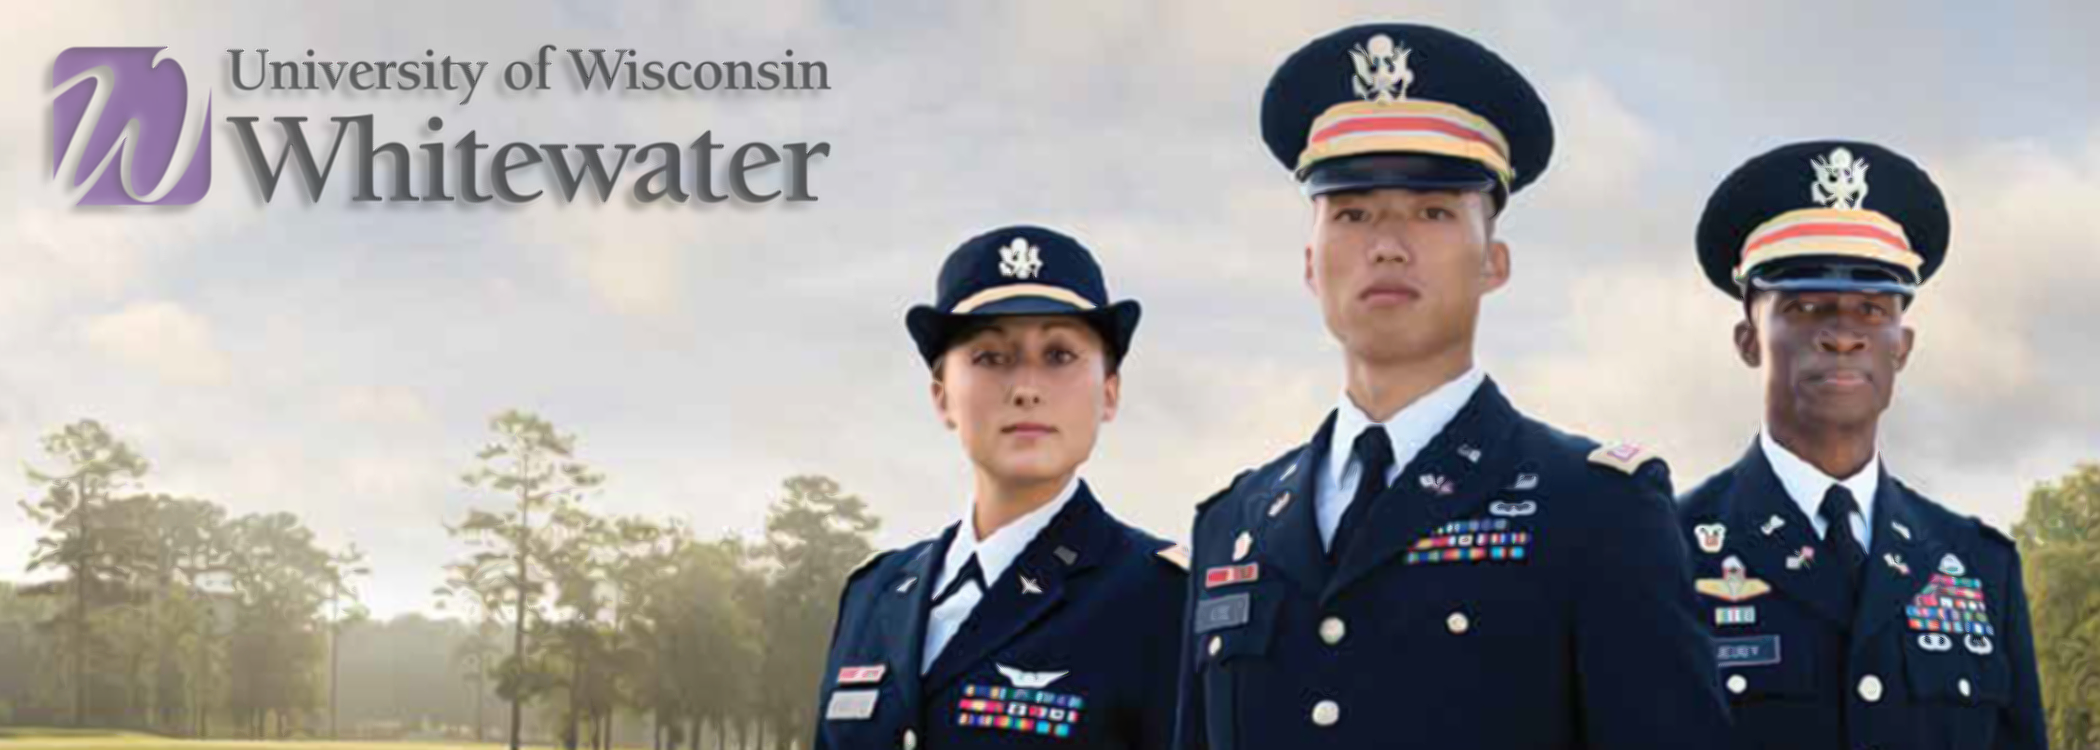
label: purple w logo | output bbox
[52,47,212,205]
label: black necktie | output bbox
[1330,426,1395,563]
[932,555,985,606]
[1818,485,1866,599]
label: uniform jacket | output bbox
[1677,442,2047,750]
[1174,379,1731,750]
[816,484,1186,750]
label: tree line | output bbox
[3,412,882,750]
[6,415,2098,748]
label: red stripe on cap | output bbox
[1743,222,1912,258]
[1310,116,1500,151]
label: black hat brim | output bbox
[1301,154,1502,201]
[907,298,1141,368]
[1740,256,1918,299]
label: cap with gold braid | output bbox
[905,225,1142,367]
[1697,140,1949,300]
[1262,23,1554,206]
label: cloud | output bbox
[334,385,437,426]
[1535,74,1665,210]
[77,301,231,387]
[4,0,2095,617]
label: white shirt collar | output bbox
[1324,366,1487,492]
[1760,428,1880,544]
[937,475,1082,593]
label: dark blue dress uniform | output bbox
[1678,446,2047,750]
[1682,140,2049,750]
[815,485,1186,750]
[1177,381,1731,749]
[1174,22,1730,750]
[813,225,1184,750]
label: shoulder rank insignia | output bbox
[1695,555,1772,602]
[1197,470,1252,512]
[1588,441,1661,474]
[1156,544,1191,571]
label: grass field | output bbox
[0,729,642,750]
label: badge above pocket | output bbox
[1405,517,1531,566]
[956,682,1086,738]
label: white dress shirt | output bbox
[1316,367,1487,550]
[921,476,1081,673]
[1761,428,1879,550]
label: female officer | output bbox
[813,225,1186,750]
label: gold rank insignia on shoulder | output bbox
[1156,544,1191,571]
[1588,442,1660,474]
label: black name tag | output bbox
[1195,593,1250,633]
[1715,635,1781,668]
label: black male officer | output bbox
[814,226,1187,750]
[1172,24,1730,750]
[1679,140,2048,750]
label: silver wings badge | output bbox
[997,664,1069,689]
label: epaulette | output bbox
[846,549,893,581]
[1588,441,1662,475]
[1155,544,1191,571]
[1196,469,1254,512]
[1975,518,2018,550]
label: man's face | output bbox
[1736,290,1916,433]
[932,316,1120,486]
[1305,188,1510,365]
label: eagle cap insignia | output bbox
[1810,147,1871,210]
[998,238,1044,279]
[1350,33,1415,102]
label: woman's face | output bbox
[933,316,1120,487]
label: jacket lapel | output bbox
[1256,414,1333,595]
[872,527,947,711]
[919,486,1113,696]
[1322,379,1521,604]
[1852,469,1937,648]
[1722,442,1853,628]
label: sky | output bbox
[4,0,2096,618]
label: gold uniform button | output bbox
[1208,636,1222,657]
[1726,674,1747,695]
[1958,678,1972,698]
[1319,617,1347,645]
[1311,699,1341,727]
[1446,611,1471,635]
[1858,674,1884,703]
[902,729,917,750]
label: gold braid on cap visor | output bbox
[950,284,1099,314]
[1734,208,1923,282]
[1296,99,1515,188]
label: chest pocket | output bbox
[1903,634,2009,705]
[1903,633,2010,750]
[1715,633,1817,703]
[1194,584,1282,668]
[1194,584,1281,750]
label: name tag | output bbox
[1195,593,1250,633]
[826,689,879,721]
[1715,635,1782,668]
